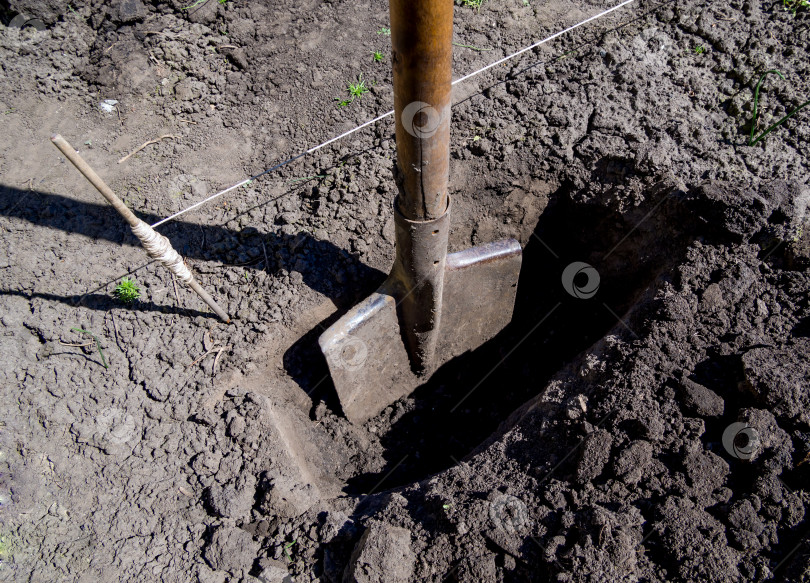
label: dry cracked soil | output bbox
[0,0,809,581]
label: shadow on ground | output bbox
[287,180,698,495]
[0,184,384,313]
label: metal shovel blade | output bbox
[319,238,522,424]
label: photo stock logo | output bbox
[97,407,137,446]
[489,494,532,536]
[401,101,444,139]
[334,336,369,372]
[722,422,760,460]
[632,27,675,70]
[167,173,207,202]
[561,261,600,299]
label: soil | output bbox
[0,0,809,581]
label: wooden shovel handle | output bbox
[390,0,454,221]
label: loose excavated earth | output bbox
[0,0,808,582]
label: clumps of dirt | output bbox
[0,16,94,98]
[194,177,809,583]
[2,0,810,581]
[742,341,810,424]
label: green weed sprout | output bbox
[372,50,384,62]
[694,45,705,55]
[336,74,370,107]
[783,0,809,15]
[70,328,109,369]
[0,534,9,565]
[377,27,391,36]
[114,278,141,303]
[749,70,810,146]
[457,0,485,11]
[283,540,297,563]
[180,0,210,10]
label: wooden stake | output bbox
[51,134,230,323]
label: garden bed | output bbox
[0,0,808,581]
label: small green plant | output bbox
[336,74,370,107]
[218,0,227,4]
[372,50,384,62]
[456,0,485,11]
[693,45,705,55]
[283,540,297,563]
[783,0,809,15]
[748,70,810,146]
[377,26,391,36]
[181,0,207,10]
[0,534,9,564]
[114,278,141,303]
[555,48,579,61]
[70,328,109,369]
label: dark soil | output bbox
[0,0,808,581]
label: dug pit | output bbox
[232,175,698,497]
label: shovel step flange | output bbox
[319,238,522,424]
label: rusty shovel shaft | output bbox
[388,0,455,374]
[390,0,454,221]
[318,0,523,422]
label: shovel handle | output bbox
[390,0,454,221]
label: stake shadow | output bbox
[0,289,212,319]
[0,184,384,312]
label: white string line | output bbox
[452,0,635,86]
[151,0,635,229]
[151,109,394,227]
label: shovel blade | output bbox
[318,238,522,424]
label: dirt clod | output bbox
[344,520,414,583]
[1,0,809,581]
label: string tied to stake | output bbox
[130,220,193,284]
[50,134,230,323]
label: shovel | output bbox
[318,0,522,423]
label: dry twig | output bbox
[213,345,228,374]
[188,346,220,368]
[118,134,179,164]
[172,276,182,308]
[186,344,228,375]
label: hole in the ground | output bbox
[281,179,696,495]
